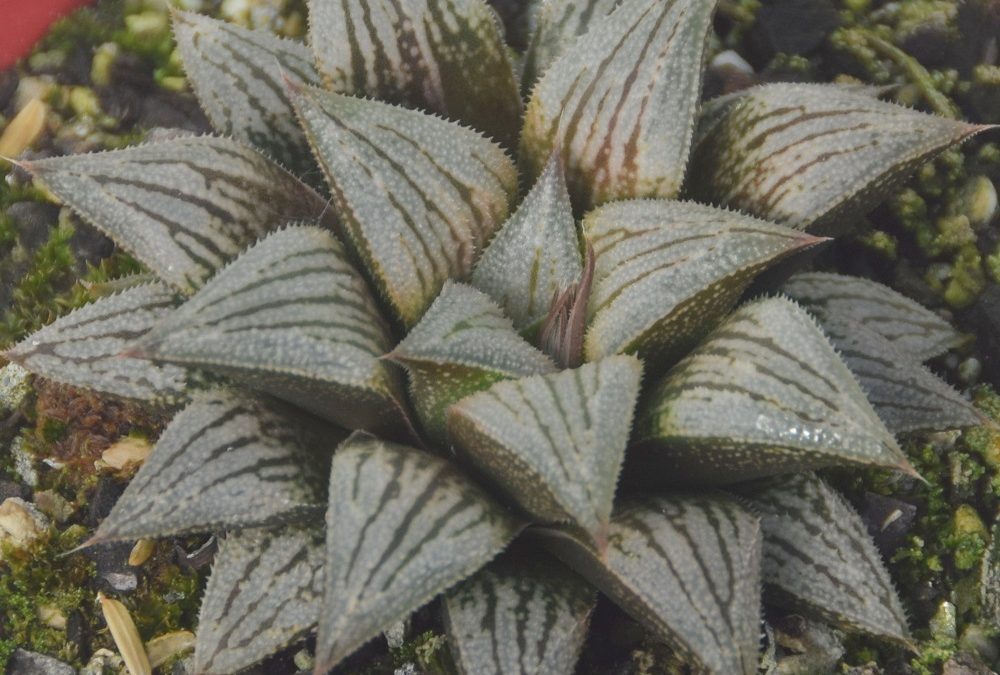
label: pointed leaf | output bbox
[815,319,980,434]
[316,433,521,672]
[171,11,322,178]
[24,137,336,294]
[583,199,824,366]
[388,281,555,444]
[782,272,963,361]
[307,0,521,146]
[5,281,186,402]
[132,226,411,435]
[472,154,582,332]
[521,0,717,209]
[196,526,324,674]
[633,297,914,484]
[742,473,910,644]
[448,355,641,543]
[537,494,761,675]
[686,83,991,232]
[521,0,621,90]
[290,87,518,327]
[91,389,336,542]
[444,549,594,675]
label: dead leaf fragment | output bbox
[96,437,152,474]
[146,630,195,668]
[98,591,152,675]
[0,98,48,161]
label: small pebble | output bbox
[33,489,74,523]
[7,649,75,675]
[11,436,38,487]
[958,357,982,385]
[37,605,67,630]
[80,648,123,675]
[103,570,139,593]
[0,497,47,556]
[0,363,31,412]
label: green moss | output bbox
[0,526,94,670]
[392,630,455,675]
[947,505,989,571]
[942,246,986,309]
[854,230,898,260]
[126,560,204,639]
[0,223,78,346]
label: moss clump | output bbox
[0,525,94,670]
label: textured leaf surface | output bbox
[172,11,322,178]
[538,494,761,675]
[521,0,620,89]
[634,297,913,484]
[132,226,410,435]
[5,281,186,402]
[445,550,594,675]
[448,355,641,542]
[388,282,555,444]
[471,154,582,331]
[814,319,980,434]
[307,0,521,146]
[24,137,335,294]
[782,272,963,361]
[316,434,521,672]
[291,87,517,327]
[743,473,910,643]
[92,389,333,542]
[583,199,823,366]
[196,526,324,674]
[521,0,716,209]
[687,83,988,232]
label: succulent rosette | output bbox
[5,0,996,672]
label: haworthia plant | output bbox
[171,10,322,178]
[387,281,555,444]
[520,0,620,90]
[633,297,915,484]
[444,549,595,675]
[10,0,988,670]
[741,473,911,644]
[521,0,716,209]
[448,355,641,545]
[4,280,186,402]
[687,83,992,233]
[537,494,762,675]
[196,526,325,674]
[471,153,582,333]
[290,85,517,328]
[130,225,410,436]
[307,0,522,146]
[315,434,521,672]
[90,389,336,542]
[583,199,824,367]
[21,137,336,294]
[781,271,964,361]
